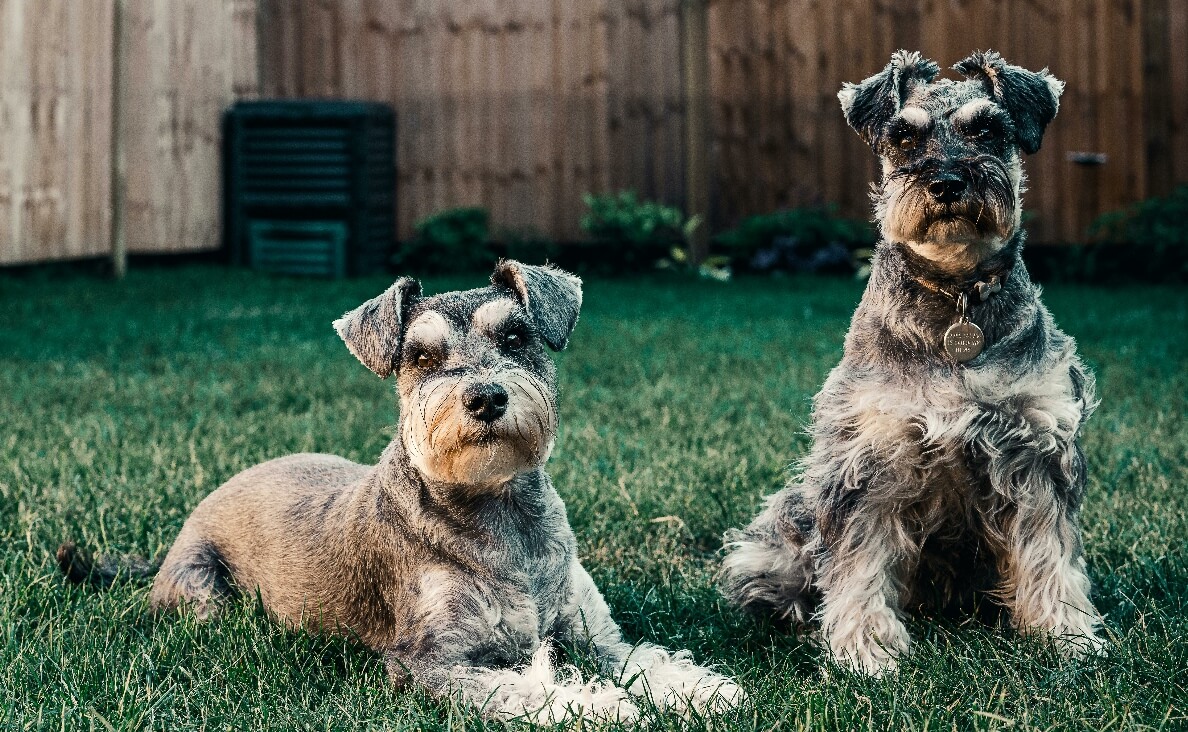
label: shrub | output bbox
[394,207,495,274]
[715,207,876,275]
[580,191,687,272]
[1085,185,1188,282]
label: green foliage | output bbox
[394,206,495,274]
[1085,185,1188,282]
[2,268,1186,730]
[580,191,688,271]
[496,227,563,267]
[715,207,877,275]
[654,216,733,282]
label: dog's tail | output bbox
[56,541,159,588]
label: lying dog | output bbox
[60,261,740,722]
[721,51,1104,675]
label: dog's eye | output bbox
[897,133,919,152]
[969,122,998,141]
[415,352,438,369]
[503,331,526,350]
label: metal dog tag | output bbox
[944,320,984,363]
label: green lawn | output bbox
[1,266,1185,731]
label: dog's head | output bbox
[840,50,1064,271]
[334,260,581,490]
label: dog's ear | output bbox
[954,50,1064,154]
[333,277,422,378]
[839,49,940,146]
[491,260,582,351]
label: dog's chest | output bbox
[827,359,1083,502]
[453,539,572,660]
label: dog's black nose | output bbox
[928,174,967,204]
[463,383,509,422]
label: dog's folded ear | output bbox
[333,277,422,378]
[491,260,582,351]
[839,49,940,146]
[954,51,1064,154]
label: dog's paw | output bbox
[828,618,911,677]
[617,648,745,719]
[460,646,641,726]
[1051,627,1108,660]
[664,671,746,717]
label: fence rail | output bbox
[2,0,1186,265]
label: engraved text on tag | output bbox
[944,321,985,363]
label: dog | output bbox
[59,260,741,723]
[720,50,1104,675]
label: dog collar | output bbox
[909,266,1010,305]
[910,266,1012,364]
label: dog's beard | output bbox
[400,368,558,489]
[877,154,1022,271]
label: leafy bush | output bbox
[1084,185,1188,282]
[715,207,876,275]
[580,191,687,271]
[394,207,495,274]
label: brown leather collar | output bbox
[910,263,1013,305]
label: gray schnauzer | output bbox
[721,50,1104,675]
[59,261,741,723]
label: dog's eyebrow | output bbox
[897,106,930,128]
[949,98,997,124]
[471,298,520,332]
[404,311,453,346]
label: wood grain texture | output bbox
[0,0,114,265]
[4,0,1187,265]
[706,0,1164,242]
[120,0,258,254]
[258,0,684,240]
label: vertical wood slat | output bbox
[681,0,710,263]
[1169,1,1188,185]
[1142,0,1173,197]
[120,0,258,254]
[0,0,114,265]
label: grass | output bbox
[0,265,1185,731]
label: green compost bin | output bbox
[224,100,395,277]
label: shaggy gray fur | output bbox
[721,51,1104,675]
[62,261,741,723]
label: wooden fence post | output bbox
[681,0,710,264]
[110,0,127,279]
[1142,0,1173,198]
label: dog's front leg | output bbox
[985,443,1104,656]
[386,645,639,725]
[815,503,915,676]
[382,574,639,726]
[558,561,744,717]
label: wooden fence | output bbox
[0,0,256,266]
[0,1,114,265]
[261,0,1188,245]
[709,0,1181,243]
[258,0,689,244]
[2,0,1186,265]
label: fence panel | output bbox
[707,0,1149,242]
[120,0,258,254]
[258,0,686,241]
[0,0,114,265]
[2,0,1185,265]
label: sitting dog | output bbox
[60,261,740,723]
[721,51,1104,675]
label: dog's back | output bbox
[149,453,372,625]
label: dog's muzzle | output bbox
[401,368,558,486]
